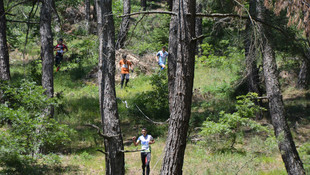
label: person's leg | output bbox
[146,152,151,175]
[141,152,146,175]
[125,74,129,87]
[120,74,125,88]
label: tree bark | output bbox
[40,0,54,117]
[0,0,10,81]
[257,0,305,174]
[96,0,125,174]
[85,0,90,34]
[160,0,196,174]
[167,0,178,112]
[116,0,130,50]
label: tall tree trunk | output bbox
[195,2,202,56]
[85,0,90,34]
[245,0,263,119]
[40,0,54,117]
[160,0,196,174]
[167,0,178,112]
[116,0,130,50]
[257,0,305,174]
[96,0,125,174]
[245,0,261,95]
[141,0,146,11]
[0,0,10,81]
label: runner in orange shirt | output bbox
[119,54,134,89]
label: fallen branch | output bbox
[84,124,119,139]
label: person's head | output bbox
[58,38,63,44]
[122,54,127,61]
[162,46,167,52]
[141,128,147,136]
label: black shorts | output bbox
[55,54,63,67]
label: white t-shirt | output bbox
[137,135,153,152]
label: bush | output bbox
[199,93,269,151]
[0,80,73,172]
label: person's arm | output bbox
[130,62,134,72]
[149,136,155,144]
[132,136,140,146]
[54,45,59,51]
[64,45,68,52]
[156,52,160,62]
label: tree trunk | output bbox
[0,0,10,81]
[245,0,261,95]
[85,0,90,34]
[160,0,196,174]
[96,0,125,174]
[40,0,54,117]
[244,0,263,119]
[195,2,202,56]
[257,0,306,174]
[116,0,130,50]
[141,0,146,11]
[167,0,178,112]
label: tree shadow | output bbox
[0,163,80,175]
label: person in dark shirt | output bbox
[54,38,68,72]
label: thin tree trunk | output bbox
[97,0,125,174]
[0,0,10,81]
[85,0,90,34]
[245,0,263,119]
[167,0,178,112]
[160,0,196,174]
[96,0,105,122]
[116,0,130,50]
[195,2,202,56]
[245,0,261,95]
[257,0,305,174]
[40,0,54,117]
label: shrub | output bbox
[199,93,269,150]
[0,80,73,172]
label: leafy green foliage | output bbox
[199,93,269,150]
[0,80,73,173]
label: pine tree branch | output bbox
[96,149,108,155]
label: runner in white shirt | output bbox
[132,128,155,175]
[156,46,168,70]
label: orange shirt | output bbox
[119,59,132,74]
